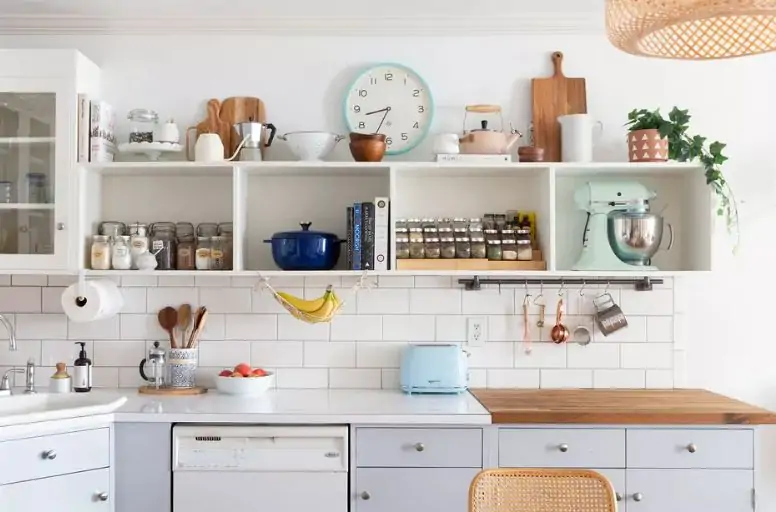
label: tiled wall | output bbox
[0,274,675,389]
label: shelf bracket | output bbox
[458,276,662,291]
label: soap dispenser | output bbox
[73,342,92,392]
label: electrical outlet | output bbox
[467,317,487,347]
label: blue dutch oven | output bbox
[264,222,343,271]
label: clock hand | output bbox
[365,106,391,116]
[375,108,390,135]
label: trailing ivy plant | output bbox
[625,107,739,246]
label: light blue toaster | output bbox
[400,344,469,394]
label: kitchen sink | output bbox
[0,393,127,427]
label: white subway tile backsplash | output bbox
[146,287,198,313]
[252,288,303,314]
[567,343,620,369]
[331,315,382,341]
[0,339,40,366]
[0,287,40,313]
[0,276,9,287]
[357,288,410,314]
[646,369,675,388]
[251,341,304,367]
[329,369,381,389]
[488,315,522,342]
[620,289,673,315]
[12,275,47,286]
[277,314,328,341]
[594,369,646,388]
[198,340,251,367]
[468,369,487,388]
[200,288,251,313]
[158,275,196,287]
[647,317,673,342]
[435,315,466,342]
[120,275,157,287]
[120,314,165,340]
[120,288,147,314]
[468,342,514,369]
[93,341,145,366]
[16,314,67,340]
[304,342,356,368]
[42,287,65,313]
[47,276,76,287]
[514,342,566,368]
[68,316,120,340]
[92,367,119,388]
[383,315,435,341]
[541,369,593,388]
[118,367,146,388]
[195,275,233,287]
[487,369,540,388]
[198,313,225,341]
[413,276,452,288]
[381,369,400,389]
[41,340,89,367]
[378,276,414,288]
[357,342,406,368]
[410,289,461,314]
[463,290,515,315]
[621,343,673,369]
[225,314,277,340]
[275,368,328,388]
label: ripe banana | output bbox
[277,290,327,313]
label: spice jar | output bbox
[483,214,496,230]
[487,239,503,261]
[424,236,441,259]
[210,236,227,270]
[468,218,483,232]
[495,214,507,230]
[453,217,468,231]
[470,234,487,259]
[502,237,518,261]
[517,239,533,261]
[151,227,176,270]
[111,235,132,270]
[176,222,195,239]
[127,108,159,143]
[177,236,196,271]
[437,218,453,232]
[484,229,500,242]
[395,219,408,233]
[91,235,111,270]
[409,233,425,259]
[409,228,424,243]
[395,235,410,259]
[407,218,422,230]
[516,228,531,243]
[421,218,437,230]
[440,236,456,259]
[218,223,234,270]
[194,237,210,270]
[455,236,471,259]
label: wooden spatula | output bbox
[158,307,178,349]
[187,307,209,349]
[178,304,192,344]
[531,51,588,162]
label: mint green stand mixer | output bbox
[572,181,673,271]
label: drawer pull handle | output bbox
[632,492,644,502]
[96,492,109,502]
[41,450,57,460]
[361,491,371,500]
[324,451,340,458]
[558,443,569,452]
[687,443,698,453]
[414,443,425,452]
[616,493,623,502]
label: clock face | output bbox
[344,63,433,155]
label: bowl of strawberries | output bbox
[216,363,274,396]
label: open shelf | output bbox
[0,203,54,210]
[0,137,55,144]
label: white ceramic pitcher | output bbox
[557,114,603,163]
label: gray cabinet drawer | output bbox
[355,468,480,512]
[627,429,753,469]
[499,428,625,468]
[0,428,110,485]
[626,469,753,512]
[356,428,482,468]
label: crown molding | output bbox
[0,14,604,36]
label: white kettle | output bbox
[557,114,603,163]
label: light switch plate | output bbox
[467,317,487,347]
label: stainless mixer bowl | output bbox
[607,211,670,265]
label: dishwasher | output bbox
[172,425,349,512]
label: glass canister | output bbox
[483,214,496,230]
[487,239,502,261]
[196,237,211,270]
[470,233,487,259]
[452,217,468,231]
[421,218,437,230]
[395,235,410,259]
[437,218,453,232]
[484,229,500,242]
[395,219,409,233]
[440,236,456,259]
[409,230,425,259]
[407,218,422,230]
[424,236,441,259]
[91,235,111,270]
[218,223,234,270]
[197,222,219,238]
[111,235,132,270]
[26,173,48,203]
[128,223,149,269]
[176,236,196,271]
[455,236,471,259]
[100,221,126,240]
[210,236,227,270]
[517,239,533,261]
[468,217,483,232]
[501,237,518,261]
[150,226,176,270]
[127,109,159,143]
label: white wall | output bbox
[1,32,776,507]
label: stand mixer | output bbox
[572,181,673,271]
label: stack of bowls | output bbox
[349,132,387,162]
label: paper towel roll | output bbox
[61,279,124,323]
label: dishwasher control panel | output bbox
[172,425,348,472]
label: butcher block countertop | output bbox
[469,389,776,425]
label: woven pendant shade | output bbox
[606,0,776,59]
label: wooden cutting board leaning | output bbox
[220,96,267,156]
[188,98,232,159]
[531,51,587,162]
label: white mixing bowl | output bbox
[279,131,344,161]
[216,372,275,396]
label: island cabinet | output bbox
[497,426,756,512]
[0,426,111,510]
[352,427,484,512]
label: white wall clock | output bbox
[343,63,434,155]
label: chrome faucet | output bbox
[0,359,36,396]
[0,314,16,351]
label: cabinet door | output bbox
[626,469,753,512]
[356,468,480,512]
[0,77,72,269]
[0,468,110,510]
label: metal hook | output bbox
[533,280,545,305]
[579,280,586,297]
[604,280,610,295]
[558,279,565,297]
[523,281,532,306]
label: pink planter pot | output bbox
[628,128,668,162]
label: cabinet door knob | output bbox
[687,443,698,453]
[632,492,644,502]
[558,443,569,452]
[41,449,56,460]
[415,442,425,452]
[360,491,371,500]
[615,493,623,502]
[56,222,65,231]
[96,492,109,502]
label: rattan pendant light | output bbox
[606,0,776,59]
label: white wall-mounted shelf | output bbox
[76,160,714,277]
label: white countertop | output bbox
[113,389,491,425]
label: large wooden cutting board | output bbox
[531,51,587,162]
[220,96,267,156]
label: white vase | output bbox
[557,114,603,163]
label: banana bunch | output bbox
[276,285,341,324]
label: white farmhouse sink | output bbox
[0,393,127,427]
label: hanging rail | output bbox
[458,276,662,292]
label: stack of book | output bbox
[77,95,117,163]
[346,197,389,271]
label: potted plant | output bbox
[626,107,738,243]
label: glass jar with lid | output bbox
[196,237,211,270]
[395,235,410,259]
[501,237,518,261]
[100,221,126,240]
[437,218,453,233]
[151,226,176,270]
[452,217,468,231]
[516,239,533,261]
[440,236,456,259]
[484,229,500,242]
[395,219,409,233]
[111,235,132,270]
[210,236,227,270]
[128,223,149,269]
[487,239,503,261]
[470,233,487,259]
[455,236,471,259]
[495,214,507,231]
[127,108,159,143]
[91,235,111,270]
[483,214,496,230]
[197,222,219,238]
[424,236,441,259]
[421,218,437,230]
[468,218,483,232]
[516,227,532,243]
[501,228,515,239]
[407,218,422,230]
[409,234,425,259]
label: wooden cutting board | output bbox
[531,51,587,162]
[219,96,267,156]
[189,98,231,159]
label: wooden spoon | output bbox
[158,307,178,349]
[178,304,193,344]
[188,307,209,349]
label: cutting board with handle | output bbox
[220,96,267,156]
[187,99,231,160]
[531,51,587,162]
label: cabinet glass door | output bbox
[0,79,69,268]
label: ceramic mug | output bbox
[167,348,198,388]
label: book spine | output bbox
[374,197,390,271]
[346,207,354,270]
[352,203,362,271]
[362,202,375,270]
[77,94,89,163]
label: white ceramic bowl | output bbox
[279,131,344,161]
[216,372,275,396]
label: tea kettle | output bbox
[459,104,522,155]
[139,341,166,389]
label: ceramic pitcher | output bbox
[557,114,603,163]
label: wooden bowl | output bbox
[349,132,387,142]
[517,145,545,162]
[350,140,387,162]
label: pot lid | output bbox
[272,222,339,239]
